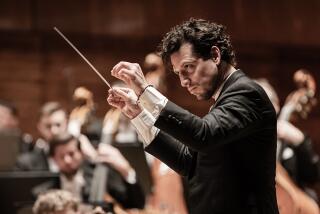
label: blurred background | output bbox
[0,0,319,138]
[0,0,320,204]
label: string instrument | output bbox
[67,86,108,204]
[69,86,95,134]
[115,158,188,214]
[88,108,122,205]
[276,162,319,214]
[276,69,319,214]
[146,158,188,214]
[278,69,317,121]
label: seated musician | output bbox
[69,86,103,147]
[0,99,33,153]
[256,78,320,201]
[15,101,96,171]
[47,133,145,209]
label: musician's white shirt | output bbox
[60,170,85,201]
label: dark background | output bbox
[0,0,319,172]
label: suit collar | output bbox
[210,69,245,110]
[219,69,245,96]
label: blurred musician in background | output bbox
[15,101,96,171]
[0,99,33,154]
[47,133,145,209]
[0,100,19,132]
[256,74,320,201]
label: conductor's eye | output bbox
[184,64,195,72]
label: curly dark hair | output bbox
[159,18,236,71]
[49,132,80,156]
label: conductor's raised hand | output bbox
[107,87,142,119]
[111,61,148,95]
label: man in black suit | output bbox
[42,133,145,209]
[15,102,97,171]
[15,102,67,171]
[107,18,279,213]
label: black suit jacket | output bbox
[15,147,49,171]
[15,150,145,209]
[146,70,279,214]
[81,162,145,209]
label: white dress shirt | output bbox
[131,86,167,147]
[60,170,86,201]
[131,71,236,147]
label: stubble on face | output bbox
[171,43,219,101]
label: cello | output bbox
[69,86,95,137]
[276,69,319,214]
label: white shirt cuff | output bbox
[138,86,168,119]
[125,168,137,184]
[131,109,159,147]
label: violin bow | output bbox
[54,27,112,89]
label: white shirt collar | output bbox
[60,170,85,201]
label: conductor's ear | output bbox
[211,46,221,65]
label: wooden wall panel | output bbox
[0,49,42,134]
[0,0,319,162]
[0,0,32,30]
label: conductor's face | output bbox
[171,43,219,100]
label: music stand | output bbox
[0,131,20,171]
[0,171,60,214]
[113,142,153,195]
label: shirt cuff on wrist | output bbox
[125,168,137,184]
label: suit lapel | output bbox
[210,70,245,109]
